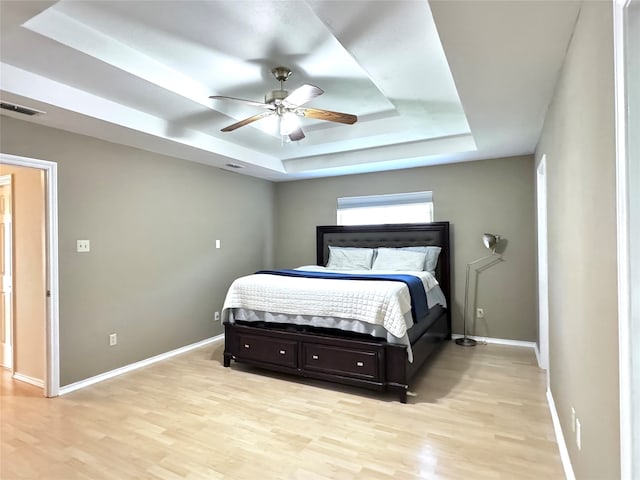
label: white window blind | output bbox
[337,191,433,225]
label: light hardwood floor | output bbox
[1,341,564,479]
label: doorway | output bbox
[0,153,59,397]
[0,175,13,370]
[536,155,550,374]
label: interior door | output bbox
[0,175,13,369]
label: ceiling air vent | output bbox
[0,101,45,116]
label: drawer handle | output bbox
[279,350,286,355]
[312,354,319,360]
[244,344,250,349]
[356,361,364,367]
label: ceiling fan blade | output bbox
[283,84,324,107]
[209,95,274,110]
[288,126,305,142]
[299,108,357,125]
[221,111,274,132]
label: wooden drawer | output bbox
[236,333,297,368]
[301,343,381,380]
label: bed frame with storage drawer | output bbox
[223,222,451,403]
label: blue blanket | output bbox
[254,269,429,320]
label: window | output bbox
[337,191,433,225]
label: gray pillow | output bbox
[399,246,442,273]
[372,248,427,271]
[326,246,375,270]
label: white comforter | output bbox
[221,266,440,341]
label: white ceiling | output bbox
[0,0,580,181]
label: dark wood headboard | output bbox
[316,222,451,305]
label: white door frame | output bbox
[614,0,638,478]
[0,153,59,397]
[0,174,14,370]
[536,155,550,374]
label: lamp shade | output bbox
[482,233,501,252]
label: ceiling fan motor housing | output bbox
[265,89,289,104]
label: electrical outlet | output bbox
[109,333,117,346]
[571,407,576,432]
[576,418,582,450]
[77,239,90,252]
[476,308,484,318]
[214,311,220,322]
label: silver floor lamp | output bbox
[455,233,502,347]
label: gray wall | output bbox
[274,155,537,342]
[0,116,275,386]
[535,2,620,478]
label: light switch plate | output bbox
[77,240,90,252]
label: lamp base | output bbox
[455,337,477,347]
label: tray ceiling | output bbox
[0,1,580,180]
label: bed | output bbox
[222,222,451,403]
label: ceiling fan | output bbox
[209,67,357,142]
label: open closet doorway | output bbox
[0,153,59,397]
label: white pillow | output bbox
[372,248,426,271]
[326,246,375,270]
[401,246,442,273]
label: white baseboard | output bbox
[59,334,224,396]
[534,344,542,367]
[451,334,536,350]
[13,372,45,388]
[547,389,576,480]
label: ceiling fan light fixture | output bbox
[210,67,357,141]
[279,112,299,136]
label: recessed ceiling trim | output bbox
[1,63,286,174]
[23,7,212,108]
[284,133,476,173]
